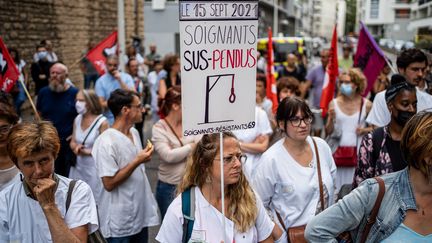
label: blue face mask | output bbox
[340,83,353,96]
[37,51,48,60]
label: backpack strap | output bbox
[359,177,385,243]
[371,127,385,168]
[182,187,195,243]
[66,179,78,211]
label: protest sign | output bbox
[179,1,259,136]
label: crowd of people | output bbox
[0,38,431,243]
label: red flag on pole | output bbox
[266,27,278,114]
[86,31,118,75]
[0,38,20,93]
[320,25,339,118]
[354,21,387,96]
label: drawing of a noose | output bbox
[229,75,236,103]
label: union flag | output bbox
[86,31,118,75]
[0,37,20,92]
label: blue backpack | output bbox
[181,187,195,243]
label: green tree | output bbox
[345,0,356,35]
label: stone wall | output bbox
[0,0,144,88]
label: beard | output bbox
[49,82,66,93]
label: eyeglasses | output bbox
[215,153,247,165]
[289,116,313,127]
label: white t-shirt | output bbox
[252,137,337,229]
[0,175,98,242]
[92,128,160,238]
[156,187,274,243]
[366,88,432,127]
[233,106,273,179]
[0,166,19,192]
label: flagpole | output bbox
[68,56,85,71]
[219,132,227,243]
[117,0,126,71]
[19,79,40,121]
[384,57,397,74]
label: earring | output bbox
[206,175,212,184]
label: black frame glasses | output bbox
[289,116,313,127]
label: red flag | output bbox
[354,21,387,96]
[0,38,20,93]
[266,27,278,114]
[86,31,118,75]
[320,25,339,118]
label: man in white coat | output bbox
[92,89,160,242]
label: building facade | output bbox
[143,0,299,55]
[356,0,416,41]
[0,0,144,84]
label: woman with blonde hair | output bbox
[69,89,109,203]
[325,68,372,193]
[156,132,279,243]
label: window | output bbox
[395,9,410,18]
[370,0,379,19]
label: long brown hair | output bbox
[178,132,258,232]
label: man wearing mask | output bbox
[366,48,432,127]
[33,39,58,63]
[31,44,54,95]
[36,63,78,177]
[95,55,135,125]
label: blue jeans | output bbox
[106,227,148,243]
[84,73,99,89]
[155,180,176,219]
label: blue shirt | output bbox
[305,168,418,242]
[36,86,78,140]
[95,72,135,124]
[381,223,432,243]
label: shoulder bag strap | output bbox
[312,138,325,212]
[356,98,364,148]
[360,177,385,243]
[275,211,287,231]
[164,119,184,146]
[182,187,195,243]
[81,115,104,146]
[66,179,78,211]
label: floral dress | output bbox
[353,126,395,188]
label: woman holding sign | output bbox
[156,132,281,243]
[252,97,336,243]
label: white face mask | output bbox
[75,101,87,114]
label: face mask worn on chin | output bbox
[37,51,48,60]
[340,83,353,96]
[75,101,87,114]
[394,110,415,126]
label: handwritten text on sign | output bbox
[180,0,258,136]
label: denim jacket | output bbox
[305,168,416,242]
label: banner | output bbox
[320,25,339,118]
[179,1,259,136]
[0,38,19,92]
[266,27,278,114]
[86,31,118,75]
[354,21,386,96]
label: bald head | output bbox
[287,53,297,67]
[51,63,68,76]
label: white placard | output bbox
[179,0,259,136]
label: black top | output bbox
[277,66,305,82]
[385,136,407,172]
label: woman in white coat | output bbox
[156,132,282,243]
[253,97,337,242]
